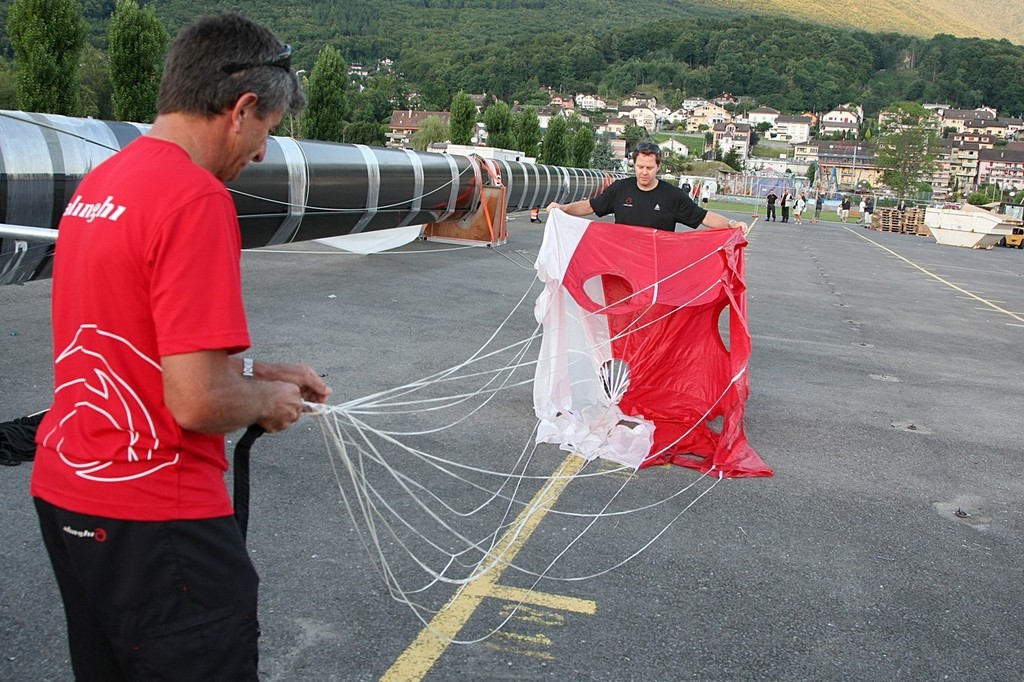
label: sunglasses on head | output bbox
[221,44,293,75]
[635,142,661,155]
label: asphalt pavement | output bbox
[1,209,1022,681]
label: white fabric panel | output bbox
[316,225,422,254]
[532,210,654,469]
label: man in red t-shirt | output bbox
[31,13,331,680]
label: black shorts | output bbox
[34,498,260,681]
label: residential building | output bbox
[813,140,879,189]
[610,137,627,166]
[774,115,813,144]
[713,122,752,160]
[604,117,631,136]
[940,107,997,133]
[575,93,608,111]
[469,93,489,113]
[793,140,821,164]
[665,109,689,126]
[620,106,657,131]
[681,97,709,111]
[977,144,1024,191]
[387,109,451,148]
[551,95,576,112]
[877,107,941,133]
[622,91,657,108]
[932,134,999,195]
[348,63,370,78]
[962,117,1024,140]
[660,138,690,158]
[747,106,781,128]
[686,102,730,132]
[531,105,569,129]
[714,92,739,107]
[820,106,861,137]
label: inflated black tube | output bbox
[0,110,623,284]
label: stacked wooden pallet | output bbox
[873,207,931,236]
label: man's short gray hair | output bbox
[158,13,305,119]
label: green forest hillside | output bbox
[1,0,1022,120]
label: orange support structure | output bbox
[424,157,508,247]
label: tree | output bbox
[343,121,385,146]
[873,102,940,200]
[570,125,595,167]
[78,45,112,119]
[591,135,618,171]
[350,73,408,124]
[483,100,514,149]
[513,106,542,158]
[541,115,569,166]
[722,147,742,171]
[411,114,449,151]
[301,46,349,142]
[0,59,18,109]
[806,161,818,184]
[449,91,476,145]
[108,0,167,123]
[7,0,87,115]
[623,125,646,157]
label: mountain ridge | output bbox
[688,0,1022,44]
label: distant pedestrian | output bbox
[766,188,778,221]
[794,192,807,224]
[780,189,792,223]
[839,195,851,222]
[864,195,874,227]
[858,195,866,224]
[812,193,824,223]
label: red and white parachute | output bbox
[533,211,771,477]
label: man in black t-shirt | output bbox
[547,142,745,232]
[765,188,778,221]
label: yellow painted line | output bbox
[383,217,757,681]
[485,631,556,659]
[487,583,597,614]
[380,454,591,682]
[742,216,759,238]
[843,227,1024,324]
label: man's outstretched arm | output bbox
[702,211,747,231]
[546,199,595,217]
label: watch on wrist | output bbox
[242,356,254,378]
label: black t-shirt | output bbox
[589,177,708,231]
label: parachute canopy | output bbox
[533,211,771,478]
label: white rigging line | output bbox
[300,238,741,640]
[5,110,740,641]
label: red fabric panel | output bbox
[562,222,771,478]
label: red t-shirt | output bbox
[31,137,251,521]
